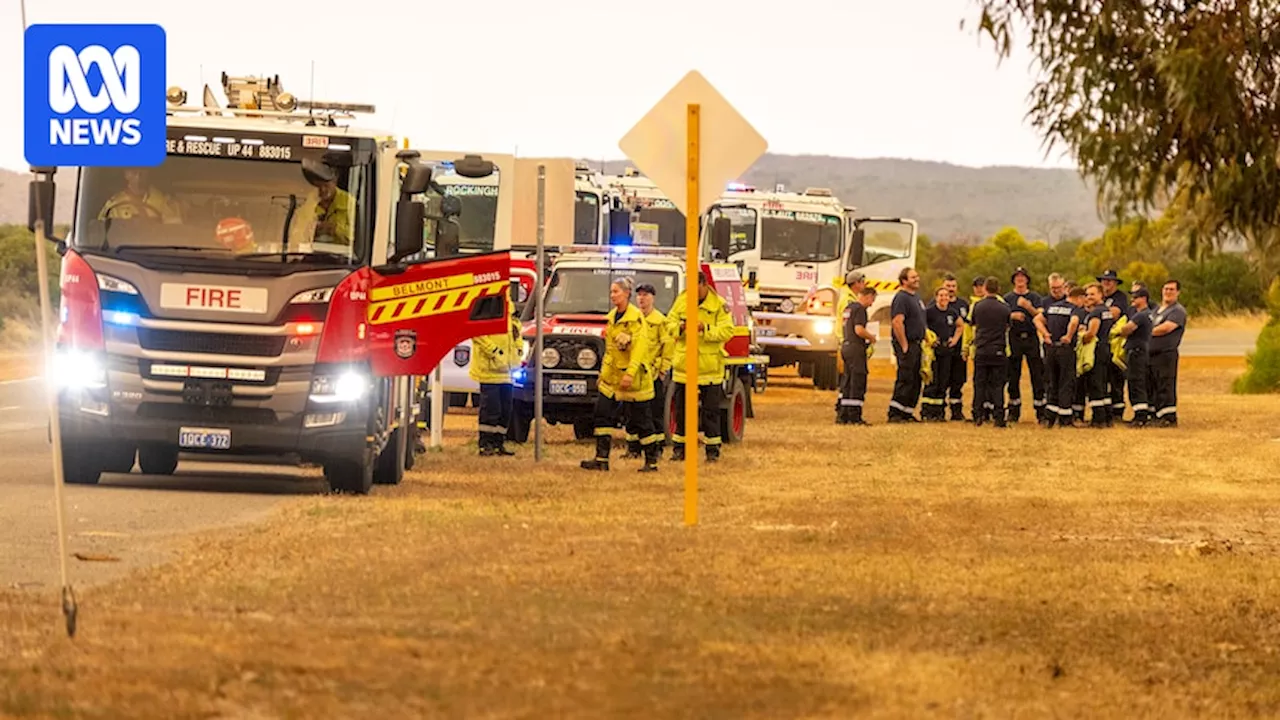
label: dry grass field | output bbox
[2,358,1280,718]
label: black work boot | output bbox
[850,406,869,426]
[478,433,496,456]
[1129,410,1149,428]
[949,403,966,422]
[638,443,660,472]
[624,439,642,459]
[705,444,720,463]
[993,409,1008,428]
[1006,404,1021,423]
[580,436,611,471]
[670,443,685,462]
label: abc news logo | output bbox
[48,45,143,147]
[24,24,166,167]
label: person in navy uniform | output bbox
[887,267,927,423]
[1148,279,1188,427]
[1079,283,1116,427]
[942,273,968,421]
[1033,272,1081,428]
[1117,287,1155,426]
[1066,285,1089,422]
[1096,269,1131,419]
[1004,267,1045,423]
[920,286,964,421]
[971,277,1012,427]
[837,286,878,425]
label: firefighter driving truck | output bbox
[703,183,918,390]
[30,72,516,494]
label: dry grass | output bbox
[1190,309,1269,331]
[3,359,1280,718]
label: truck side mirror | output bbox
[849,227,866,268]
[391,199,426,262]
[711,216,732,260]
[28,177,57,236]
[453,154,495,179]
[401,163,434,196]
[747,269,758,288]
[437,219,461,257]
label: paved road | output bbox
[0,377,325,592]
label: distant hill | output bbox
[0,155,1107,243]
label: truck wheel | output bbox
[374,427,406,485]
[448,393,468,409]
[798,362,814,378]
[813,356,840,391]
[508,401,532,444]
[721,378,748,443]
[62,443,103,485]
[102,445,137,474]
[573,418,594,441]
[404,423,420,470]
[138,445,179,475]
[325,448,374,495]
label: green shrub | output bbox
[1171,254,1266,315]
[1232,278,1280,394]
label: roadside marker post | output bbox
[617,71,767,526]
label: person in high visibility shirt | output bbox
[625,282,674,458]
[296,158,355,248]
[833,270,867,416]
[98,168,182,224]
[665,271,735,462]
[470,297,524,456]
[581,277,662,472]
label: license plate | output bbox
[178,426,231,450]
[549,379,587,396]
[756,326,776,337]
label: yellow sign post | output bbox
[618,71,767,526]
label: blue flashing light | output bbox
[104,311,139,326]
[512,368,527,386]
[612,245,632,255]
[726,182,750,191]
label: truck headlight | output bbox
[814,319,834,336]
[53,348,107,390]
[541,347,561,368]
[310,370,370,403]
[577,347,597,369]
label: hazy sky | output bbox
[1,0,1075,175]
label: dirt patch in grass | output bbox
[3,362,1280,717]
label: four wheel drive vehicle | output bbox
[31,72,515,495]
[702,183,918,390]
[507,245,768,444]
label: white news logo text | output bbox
[47,44,143,147]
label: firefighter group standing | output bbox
[835,267,1187,428]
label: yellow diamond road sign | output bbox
[618,71,768,218]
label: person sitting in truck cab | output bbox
[97,167,182,224]
[665,271,735,463]
[298,158,354,248]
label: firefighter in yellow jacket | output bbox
[581,277,661,472]
[625,282,675,458]
[665,271,735,462]
[470,296,524,456]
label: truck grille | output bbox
[136,402,277,425]
[545,336,604,370]
[137,328,286,357]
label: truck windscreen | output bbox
[759,210,842,263]
[71,128,375,266]
[532,267,680,317]
[574,191,600,245]
[435,183,498,251]
[634,206,686,248]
